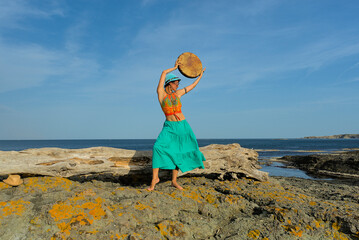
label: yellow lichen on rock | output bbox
[0,182,11,190]
[224,194,240,204]
[325,229,350,240]
[168,191,182,201]
[181,188,204,203]
[107,203,123,212]
[111,233,128,239]
[48,190,107,238]
[247,229,260,239]
[23,177,73,193]
[156,220,186,238]
[282,225,303,237]
[332,222,341,231]
[0,199,31,219]
[134,201,152,211]
[204,193,217,204]
[313,219,325,229]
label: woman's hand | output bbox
[200,67,206,77]
[174,59,181,69]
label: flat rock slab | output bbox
[0,143,268,182]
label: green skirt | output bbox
[152,120,206,173]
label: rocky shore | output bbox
[280,150,359,179]
[1,145,359,239]
[1,175,358,239]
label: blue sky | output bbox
[1,0,359,139]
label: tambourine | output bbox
[177,52,203,78]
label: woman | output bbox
[147,60,206,191]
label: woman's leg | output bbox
[172,167,183,190]
[147,168,160,191]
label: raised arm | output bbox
[157,60,179,94]
[176,67,206,97]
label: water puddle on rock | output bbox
[260,162,314,179]
[259,160,333,180]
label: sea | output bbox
[1,138,359,180]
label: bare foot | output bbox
[147,178,160,191]
[172,181,183,190]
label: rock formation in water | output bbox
[280,150,359,179]
[304,134,359,139]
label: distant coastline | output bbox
[304,134,359,139]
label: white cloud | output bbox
[0,39,59,92]
[0,37,102,93]
[0,0,63,29]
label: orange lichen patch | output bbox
[0,199,31,219]
[134,201,152,211]
[107,203,123,212]
[111,233,129,239]
[87,198,106,220]
[57,222,71,236]
[309,201,317,206]
[48,191,107,238]
[333,231,350,240]
[204,194,217,204]
[247,229,260,239]
[224,195,241,204]
[180,186,219,205]
[325,229,350,240]
[266,207,289,222]
[168,191,182,201]
[115,187,129,191]
[313,219,325,229]
[306,224,314,231]
[218,180,243,192]
[282,225,303,237]
[23,177,73,193]
[156,220,186,238]
[0,182,11,189]
[242,184,307,206]
[110,233,140,240]
[49,203,74,222]
[180,189,204,203]
[87,229,99,234]
[332,222,341,231]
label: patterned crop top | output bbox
[161,93,182,121]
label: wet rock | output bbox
[280,151,359,179]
